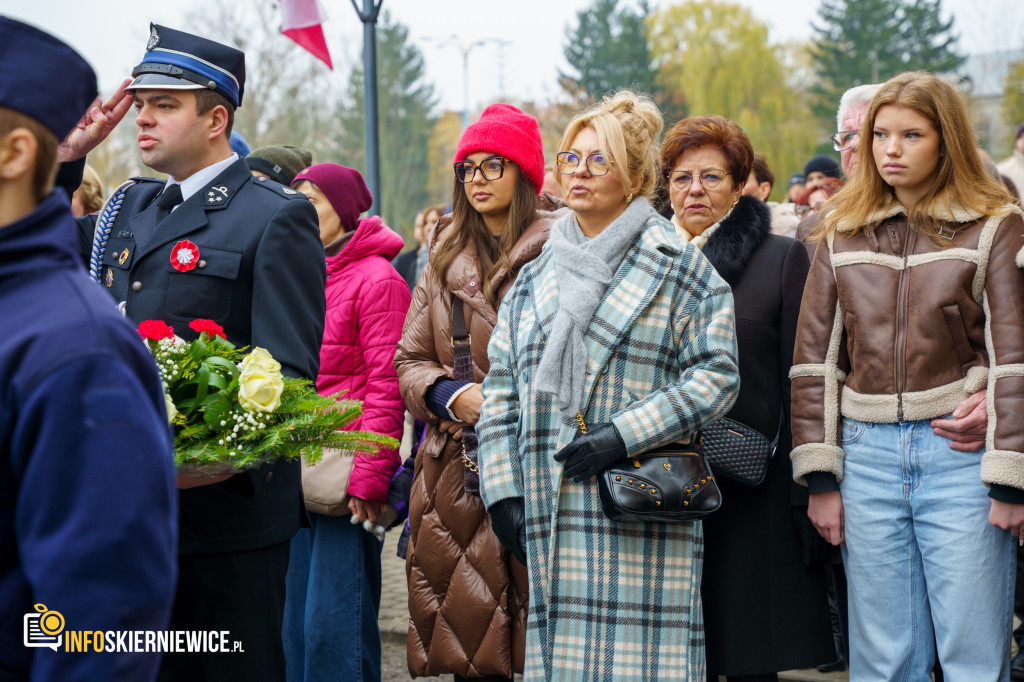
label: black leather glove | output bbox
[553,422,628,482]
[489,497,527,565]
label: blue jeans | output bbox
[283,513,384,682]
[839,418,1015,682]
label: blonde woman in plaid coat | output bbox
[477,91,740,680]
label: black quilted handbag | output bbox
[578,414,722,523]
[702,416,780,487]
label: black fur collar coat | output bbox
[700,194,772,287]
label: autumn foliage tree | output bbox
[649,0,819,199]
[1003,55,1024,150]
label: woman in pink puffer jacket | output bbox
[282,163,410,682]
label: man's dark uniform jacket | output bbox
[76,157,326,554]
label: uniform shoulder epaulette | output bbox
[250,175,307,200]
[128,176,166,185]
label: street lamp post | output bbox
[350,0,384,216]
[424,36,509,129]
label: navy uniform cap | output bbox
[0,17,98,140]
[129,24,245,108]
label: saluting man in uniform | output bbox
[60,24,326,681]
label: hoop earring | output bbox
[626,192,634,203]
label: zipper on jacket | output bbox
[894,227,917,421]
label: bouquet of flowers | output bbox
[138,318,397,474]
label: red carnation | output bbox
[189,319,226,339]
[138,320,175,341]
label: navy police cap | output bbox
[129,24,245,108]
[0,17,98,140]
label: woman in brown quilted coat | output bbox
[394,103,564,680]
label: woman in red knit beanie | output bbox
[395,103,565,680]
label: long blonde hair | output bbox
[817,71,1011,241]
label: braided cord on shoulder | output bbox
[89,180,136,283]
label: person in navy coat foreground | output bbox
[62,24,327,682]
[0,17,177,681]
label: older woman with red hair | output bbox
[660,115,834,682]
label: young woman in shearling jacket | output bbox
[792,71,1024,681]
[393,103,565,680]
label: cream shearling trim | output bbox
[831,251,905,270]
[831,248,979,272]
[791,443,846,485]
[834,202,904,233]
[972,214,1003,304]
[841,376,980,423]
[907,249,979,268]
[833,199,986,233]
[991,364,1024,380]
[965,365,988,394]
[790,363,826,378]
[1017,245,1024,269]
[823,306,845,447]
[790,363,848,382]
[984,295,997,452]
[980,450,1024,490]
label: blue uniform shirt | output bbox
[0,192,177,680]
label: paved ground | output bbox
[377,525,853,681]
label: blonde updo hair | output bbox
[557,90,663,199]
[78,164,105,215]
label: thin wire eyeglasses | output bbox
[666,169,732,191]
[831,130,860,152]
[555,151,612,176]
[453,156,507,183]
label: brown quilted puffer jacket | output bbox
[394,201,565,678]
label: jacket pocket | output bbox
[163,245,242,321]
[941,303,974,369]
[840,418,867,445]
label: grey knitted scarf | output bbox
[536,199,649,415]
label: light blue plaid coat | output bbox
[478,208,740,681]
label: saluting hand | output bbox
[58,77,134,162]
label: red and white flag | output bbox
[279,0,333,69]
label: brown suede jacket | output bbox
[790,198,1024,498]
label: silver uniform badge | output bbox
[147,26,160,51]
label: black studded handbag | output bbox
[702,414,782,487]
[577,413,723,523]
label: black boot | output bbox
[1012,647,1024,681]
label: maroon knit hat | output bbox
[291,163,372,232]
[453,103,545,195]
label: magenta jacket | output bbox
[318,215,410,502]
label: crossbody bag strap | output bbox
[451,296,481,489]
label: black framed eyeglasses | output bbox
[831,130,860,152]
[555,151,612,176]
[666,169,732,191]
[454,156,507,183]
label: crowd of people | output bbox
[4,15,1024,682]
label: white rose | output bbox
[237,348,284,412]
[164,393,178,424]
